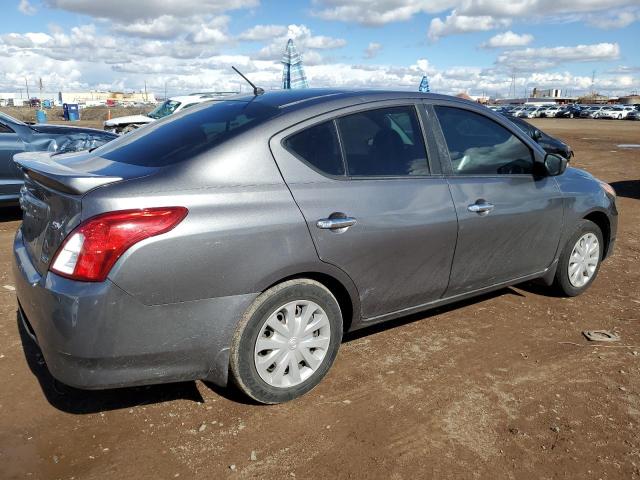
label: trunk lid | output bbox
[14,150,154,275]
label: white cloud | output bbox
[111,15,197,39]
[481,31,534,48]
[497,43,621,71]
[459,0,638,18]
[588,9,640,28]
[43,0,259,21]
[255,24,346,62]
[428,11,511,40]
[364,42,383,59]
[190,24,230,44]
[313,0,640,30]
[238,24,288,41]
[18,0,37,15]
[312,0,455,26]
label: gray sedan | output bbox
[12,90,617,404]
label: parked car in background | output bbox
[599,106,636,119]
[541,105,562,118]
[0,112,117,205]
[579,106,605,118]
[503,114,573,159]
[519,106,545,118]
[13,90,617,404]
[103,93,229,134]
[509,106,527,117]
[595,106,618,119]
[513,107,532,118]
[620,106,638,118]
[626,109,640,120]
[556,105,583,118]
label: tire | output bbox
[230,279,343,404]
[553,220,604,297]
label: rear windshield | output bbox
[96,101,280,167]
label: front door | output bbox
[432,104,564,295]
[270,103,458,319]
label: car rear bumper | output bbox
[13,229,257,389]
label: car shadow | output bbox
[343,287,525,343]
[610,180,640,200]
[515,279,566,298]
[16,313,205,414]
[0,206,21,222]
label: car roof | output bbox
[168,94,228,103]
[226,88,463,111]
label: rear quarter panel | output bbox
[82,135,323,306]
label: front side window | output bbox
[284,121,344,176]
[0,122,14,134]
[336,106,429,176]
[435,106,533,175]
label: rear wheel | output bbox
[230,279,343,404]
[553,220,603,296]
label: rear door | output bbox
[430,104,563,295]
[270,102,458,320]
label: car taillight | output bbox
[50,207,188,282]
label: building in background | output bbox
[618,95,640,105]
[532,88,563,98]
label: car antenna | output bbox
[232,66,265,96]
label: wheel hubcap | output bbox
[568,233,600,288]
[254,300,331,388]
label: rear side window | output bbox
[284,121,344,176]
[336,106,429,176]
[96,101,280,167]
[435,106,533,175]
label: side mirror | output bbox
[531,129,542,142]
[544,153,568,176]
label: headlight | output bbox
[599,181,616,198]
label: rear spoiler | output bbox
[13,152,123,195]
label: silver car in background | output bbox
[0,112,117,205]
[13,90,617,404]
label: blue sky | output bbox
[1,0,639,98]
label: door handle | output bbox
[316,217,357,230]
[467,201,494,215]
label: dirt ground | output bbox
[0,118,638,480]
[1,106,149,127]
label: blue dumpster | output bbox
[35,110,47,123]
[63,103,79,121]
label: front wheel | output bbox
[230,279,343,404]
[553,220,604,296]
